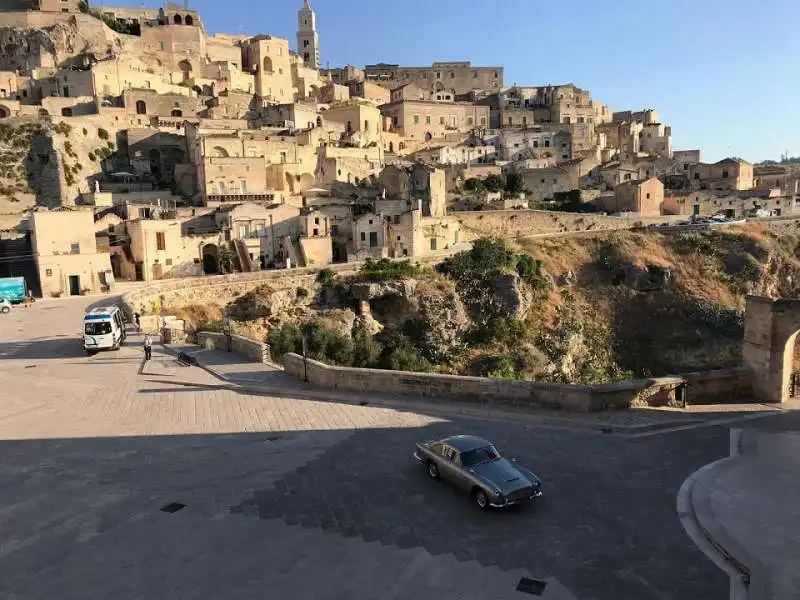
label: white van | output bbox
[84,306,126,355]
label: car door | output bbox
[438,446,469,490]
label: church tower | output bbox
[297,0,320,70]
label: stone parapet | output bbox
[282,353,687,412]
[196,331,271,363]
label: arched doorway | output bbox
[171,109,182,117]
[148,148,162,179]
[177,60,192,81]
[0,105,10,118]
[38,108,49,117]
[389,141,394,153]
[173,13,183,24]
[185,14,194,25]
[135,100,147,115]
[263,57,273,74]
[211,146,229,158]
[202,244,220,274]
[424,132,432,142]
[743,296,800,403]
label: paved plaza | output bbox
[1,294,794,599]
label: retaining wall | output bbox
[683,367,754,405]
[196,331,271,363]
[282,353,686,412]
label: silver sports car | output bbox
[414,434,543,509]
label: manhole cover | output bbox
[516,578,548,596]
[160,502,186,513]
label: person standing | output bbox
[143,333,152,361]
[134,312,141,332]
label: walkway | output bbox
[678,415,800,599]
[166,343,791,437]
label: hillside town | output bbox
[0,0,795,296]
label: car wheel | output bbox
[0,307,9,314]
[473,489,489,510]
[86,349,97,356]
[426,460,439,480]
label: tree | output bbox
[505,172,524,195]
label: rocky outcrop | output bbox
[226,284,296,320]
[412,280,469,361]
[613,264,672,291]
[488,273,532,318]
[310,309,357,338]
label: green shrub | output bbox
[356,258,420,282]
[296,287,309,299]
[352,327,382,368]
[87,152,95,162]
[316,268,335,286]
[97,128,109,140]
[380,334,431,372]
[267,322,303,360]
[514,253,551,293]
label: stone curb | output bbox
[158,344,700,435]
[677,457,752,599]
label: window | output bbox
[85,321,112,335]
[369,231,378,247]
[396,235,401,241]
[450,72,455,79]
[430,238,437,251]
[156,232,166,250]
[219,182,226,194]
[364,119,369,132]
[494,72,498,78]
[303,40,309,47]
[413,115,419,124]
[722,170,729,178]
[425,116,431,124]
[280,152,287,163]
[165,258,173,266]
[683,164,689,171]
[45,268,52,277]
[159,41,164,50]
[544,140,550,147]
[239,180,247,194]
[480,117,486,125]
[473,72,478,79]
[646,193,651,199]
[467,117,473,125]
[313,228,319,236]
[331,225,339,235]
[360,232,366,242]
[439,116,445,125]
[436,72,441,79]
[70,243,80,254]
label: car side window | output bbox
[431,443,445,456]
[443,447,458,463]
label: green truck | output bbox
[0,277,27,303]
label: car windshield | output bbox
[460,445,501,467]
[85,321,112,335]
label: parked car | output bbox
[0,297,11,314]
[414,434,543,509]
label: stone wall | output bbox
[282,353,686,412]
[682,367,753,405]
[196,331,270,363]
[455,210,684,242]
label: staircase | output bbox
[231,239,252,272]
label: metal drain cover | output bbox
[516,578,547,596]
[160,502,186,513]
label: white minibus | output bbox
[83,306,126,355]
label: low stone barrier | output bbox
[282,353,685,412]
[682,367,754,405]
[196,331,271,363]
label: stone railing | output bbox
[681,367,753,405]
[282,353,688,412]
[196,331,271,363]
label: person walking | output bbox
[134,312,141,333]
[143,333,152,361]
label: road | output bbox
[0,294,769,599]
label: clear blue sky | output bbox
[99,0,800,162]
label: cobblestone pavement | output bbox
[2,295,786,599]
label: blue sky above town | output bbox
[98,0,800,162]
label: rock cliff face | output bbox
[0,15,130,71]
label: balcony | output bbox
[206,193,276,204]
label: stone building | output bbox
[498,129,572,162]
[691,158,754,191]
[518,165,580,202]
[31,208,112,297]
[380,99,489,142]
[595,177,664,216]
[663,188,793,219]
[242,35,294,104]
[364,62,503,95]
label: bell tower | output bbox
[296,0,320,70]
